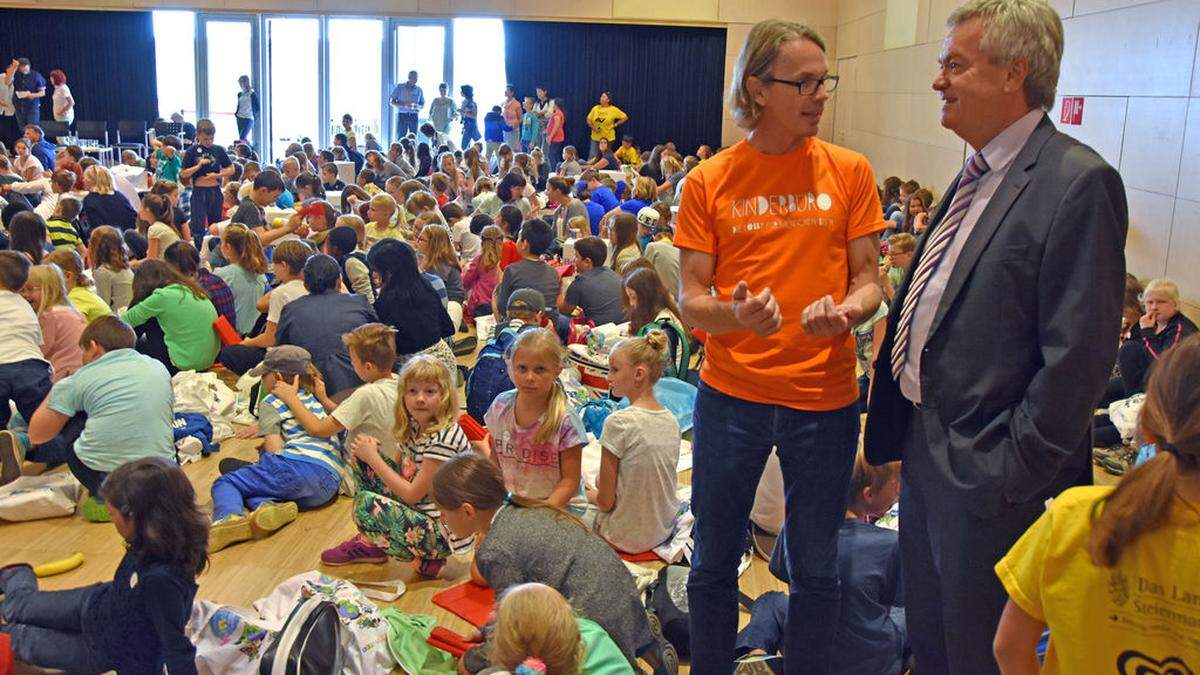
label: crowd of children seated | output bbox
[1,115,1198,675]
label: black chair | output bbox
[39,120,70,143]
[75,120,109,146]
[153,121,183,139]
[115,120,148,157]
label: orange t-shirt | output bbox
[674,138,886,410]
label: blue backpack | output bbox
[465,323,532,422]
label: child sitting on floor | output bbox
[19,264,87,382]
[321,355,471,577]
[365,193,404,244]
[586,330,681,553]
[215,223,268,337]
[484,328,586,513]
[994,334,1200,673]
[0,252,54,480]
[45,249,111,323]
[479,583,629,675]
[0,457,206,674]
[268,323,396,558]
[743,450,905,674]
[122,259,219,374]
[431,452,674,674]
[87,226,134,311]
[209,345,345,553]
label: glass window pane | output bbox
[452,18,506,132]
[267,17,320,160]
[395,24,445,130]
[205,20,253,146]
[153,11,196,120]
[330,18,383,148]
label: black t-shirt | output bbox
[182,144,232,181]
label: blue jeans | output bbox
[190,186,223,249]
[211,452,339,521]
[0,565,112,673]
[736,591,787,657]
[0,359,51,432]
[461,120,481,150]
[396,112,419,139]
[687,383,859,675]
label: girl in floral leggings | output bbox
[327,354,471,577]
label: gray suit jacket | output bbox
[864,114,1128,517]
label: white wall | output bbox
[832,0,1200,314]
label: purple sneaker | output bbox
[415,557,447,578]
[321,535,389,566]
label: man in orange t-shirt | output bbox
[675,19,886,674]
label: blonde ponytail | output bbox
[614,328,670,382]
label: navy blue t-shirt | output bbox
[771,519,906,675]
[182,143,232,181]
[277,291,378,396]
[13,69,45,114]
[85,552,198,675]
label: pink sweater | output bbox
[39,305,87,381]
[461,257,500,320]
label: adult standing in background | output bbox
[235,75,259,144]
[864,2,1127,673]
[11,58,46,127]
[0,61,16,148]
[532,86,552,155]
[544,98,566,172]
[459,84,480,151]
[585,92,627,161]
[429,82,457,140]
[501,85,522,151]
[675,19,884,674]
[390,70,424,140]
[49,70,73,127]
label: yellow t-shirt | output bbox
[69,286,113,323]
[587,104,626,142]
[366,221,407,244]
[996,485,1200,675]
[615,145,640,166]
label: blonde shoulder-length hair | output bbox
[727,19,827,130]
[84,165,115,195]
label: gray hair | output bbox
[948,0,1064,110]
[727,19,827,130]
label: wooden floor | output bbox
[0,337,1118,673]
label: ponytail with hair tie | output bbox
[515,658,546,674]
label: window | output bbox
[203,19,254,145]
[267,17,320,159]
[329,18,383,147]
[152,11,196,120]
[453,18,506,122]
[394,24,446,109]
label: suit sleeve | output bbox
[1002,162,1127,503]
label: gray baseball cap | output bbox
[507,288,546,314]
[249,345,312,377]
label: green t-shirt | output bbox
[48,348,175,471]
[887,265,905,291]
[578,617,629,674]
[122,283,219,371]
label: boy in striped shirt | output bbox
[46,194,85,256]
[209,345,346,552]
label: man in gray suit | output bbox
[864,1,1127,673]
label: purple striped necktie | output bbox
[891,152,991,380]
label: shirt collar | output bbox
[976,108,1044,178]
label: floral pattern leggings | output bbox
[351,455,451,562]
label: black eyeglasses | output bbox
[762,75,840,96]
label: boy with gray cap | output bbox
[209,345,346,552]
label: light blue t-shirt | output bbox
[48,349,175,472]
[215,264,267,335]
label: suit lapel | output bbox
[925,115,1056,342]
[886,173,960,335]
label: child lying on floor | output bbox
[209,345,345,552]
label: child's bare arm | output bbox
[546,444,583,509]
[587,447,619,512]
